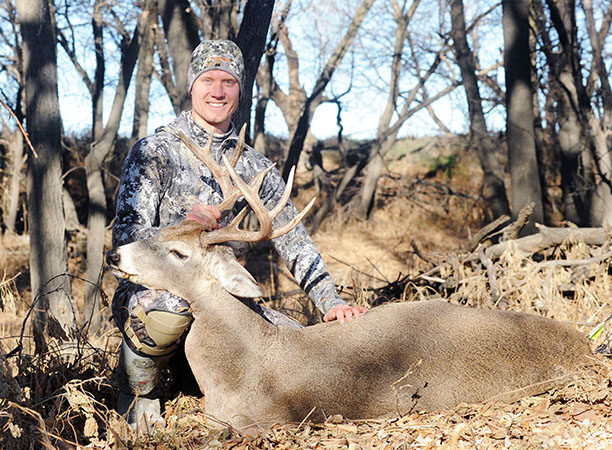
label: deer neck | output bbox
[182,282,278,392]
[186,282,271,329]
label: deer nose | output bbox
[106,249,120,266]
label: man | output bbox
[111,40,365,427]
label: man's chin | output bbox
[192,112,232,134]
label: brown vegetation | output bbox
[1,141,611,448]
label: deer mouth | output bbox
[109,265,139,283]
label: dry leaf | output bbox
[84,415,98,438]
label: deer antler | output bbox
[176,124,315,245]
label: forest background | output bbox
[1,0,612,447]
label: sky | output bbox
[54,0,506,142]
[57,61,465,142]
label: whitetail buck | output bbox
[106,131,592,434]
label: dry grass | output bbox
[1,141,611,448]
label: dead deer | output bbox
[106,131,592,434]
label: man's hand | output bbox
[323,304,367,324]
[183,204,221,231]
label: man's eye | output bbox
[170,249,187,259]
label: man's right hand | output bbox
[183,204,221,231]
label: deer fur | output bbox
[107,220,592,434]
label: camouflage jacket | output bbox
[112,111,345,317]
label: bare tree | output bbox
[533,0,612,226]
[17,0,76,352]
[502,0,544,234]
[449,0,510,219]
[0,125,26,234]
[233,0,275,133]
[351,1,460,218]
[131,1,157,142]
[254,0,375,180]
[582,0,612,225]
[156,0,201,112]
[281,0,374,180]
[57,0,150,332]
[253,2,292,156]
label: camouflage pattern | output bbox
[111,110,346,356]
[188,40,244,93]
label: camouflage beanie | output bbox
[188,40,244,93]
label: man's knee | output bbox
[114,285,193,357]
[124,304,192,356]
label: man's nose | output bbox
[210,81,225,97]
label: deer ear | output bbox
[211,253,264,298]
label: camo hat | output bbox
[188,40,244,93]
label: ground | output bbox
[0,138,610,448]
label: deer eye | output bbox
[170,249,187,260]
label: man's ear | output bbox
[211,253,264,298]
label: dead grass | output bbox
[1,140,611,448]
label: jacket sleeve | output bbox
[112,138,170,247]
[257,162,346,314]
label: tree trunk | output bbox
[502,0,544,234]
[531,2,565,225]
[546,0,612,226]
[356,139,394,217]
[131,5,156,142]
[233,0,274,135]
[253,58,272,155]
[450,0,510,219]
[158,0,201,112]
[17,0,75,353]
[582,0,612,225]
[2,129,26,234]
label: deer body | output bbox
[106,132,591,433]
[187,284,590,430]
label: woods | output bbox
[1,0,612,447]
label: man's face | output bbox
[191,69,240,134]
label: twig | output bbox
[535,250,612,269]
[8,402,53,448]
[463,215,511,252]
[391,360,421,418]
[364,256,391,283]
[478,246,499,304]
[410,239,438,265]
[478,226,610,262]
[501,202,534,241]
[296,406,318,432]
[0,97,38,158]
[330,256,387,282]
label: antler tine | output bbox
[217,164,275,212]
[200,154,273,245]
[177,129,234,197]
[228,123,247,168]
[269,165,296,217]
[270,197,316,239]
